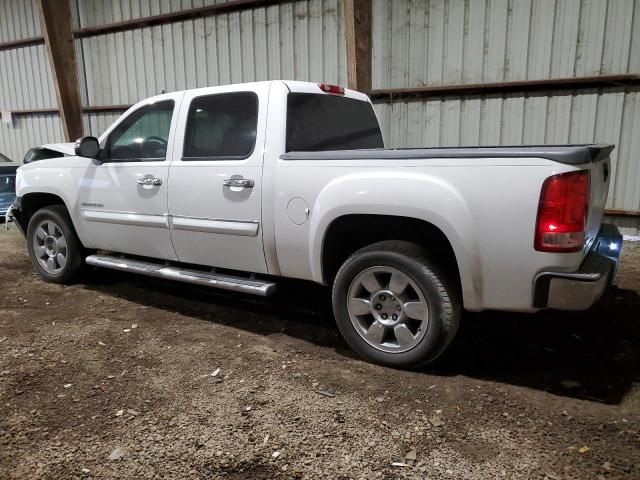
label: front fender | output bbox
[308,171,483,310]
[16,165,77,211]
[15,164,81,237]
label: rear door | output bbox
[76,93,183,260]
[167,83,269,274]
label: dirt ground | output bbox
[0,228,638,480]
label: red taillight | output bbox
[534,170,590,253]
[318,83,345,95]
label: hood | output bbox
[41,142,76,155]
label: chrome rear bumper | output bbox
[533,224,622,310]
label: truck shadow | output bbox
[83,272,640,406]
[435,287,640,405]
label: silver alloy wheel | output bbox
[346,266,429,353]
[32,219,68,274]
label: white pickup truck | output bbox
[11,80,622,368]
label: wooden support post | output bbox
[345,0,372,92]
[36,0,83,141]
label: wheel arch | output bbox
[305,171,483,310]
[322,214,459,281]
[319,213,479,310]
[16,192,71,233]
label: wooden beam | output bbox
[345,0,372,92]
[1,0,304,53]
[605,208,640,218]
[36,0,84,141]
[12,104,131,117]
[75,0,300,39]
[0,36,44,52]
[370,74,640,102]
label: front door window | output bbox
[104,101,174,162]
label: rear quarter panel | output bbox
[273,156,586,312]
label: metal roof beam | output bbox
[345,0,372,93]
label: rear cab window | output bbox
[286,93,384,152]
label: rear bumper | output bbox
[533,224,622,310]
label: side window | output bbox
[104,101,174,162]
[183,92,258,160]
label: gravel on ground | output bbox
[1,228,639,479]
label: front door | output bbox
[76,93,183,260]
[168,84,269,274]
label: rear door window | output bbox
[286,93,384,152]
[182,92,258,160]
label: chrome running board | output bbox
[85,254,276,296]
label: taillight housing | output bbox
[318,83,345,95]
[534,170,590,253]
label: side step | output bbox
[85,254,276,296]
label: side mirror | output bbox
[74,136,100,159]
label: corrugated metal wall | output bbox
[0,0,638,229]
[0,45,59,160]
[372,0,640,231]
[77,0,346,111]
[0,45,56,111]
[372,0,638,88]
[76,0,235,28]
[0,115,65,163]
[0,0,61,163]
[0,0,41,42]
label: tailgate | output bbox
[584,144,614,251]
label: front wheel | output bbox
[332,241,460,368]
[26,206,85,284]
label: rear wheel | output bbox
[27,206,84,284]
[332,241,460,368]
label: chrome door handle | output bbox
[137,175,162,186]
[223,177,255,188]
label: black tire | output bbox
[332,240,460,368]
[26,205,85,284]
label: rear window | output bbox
[286,93,383,152]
